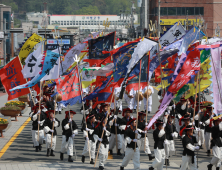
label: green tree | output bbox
[75,5,101,15]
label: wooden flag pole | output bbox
[37,81,43,141]
[94,92,115,167]
[192,72,200,125]
[144,52,150,151]
[75,55,91,160]
[114,96,118,154]
[135,60,142,151]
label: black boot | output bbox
[200,145,203,149]
[60,153,64,160]
[59,111,61,114]
[148,154,155,161]
[148,167,154,170]
[35,146,39,152]
[207,150,211,156]
[68,155,73,162]
[90,158,94,164]
[207,164,213,170]
[117,149,122,156]
[39,144,42,151]
[109,149,113,155]
[166,159,170,166]
[50,149,55,156]
[216,167,220,170]
[81,155,85,163]
[99,166,104,170]
[120,166,124,170]
[46,149,50,157]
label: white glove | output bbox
[86,137,89,141]
[142,131,147,134]
[72,134,75,138]
[132,139,137,142]
[145,122,148,126]
[115,123,118,126]
[196,128,200,132]
[135,130,138,134]
[86,128,90,131]
[168,110,171,114]
[195,146,200,150]
[163,123,166,128]
[193,121,195,126]
[173,104,176,109]
[171,133,174,137]
[164,140,169,145]
[131,116,133,119]
[53,118,55,122]
[114,115,117,119]
[199,122,202,125]
[69,118,72,123]
[50,129,54,133]
[103,127,106,131]
[37,110,41,114]
[38,121,41,124]
[98,138,103,142]
[41,97,43,100]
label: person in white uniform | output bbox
[120,118,141,170]
[60,110,78,162]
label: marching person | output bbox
[207,116,222,170]
[179,114,191,138]
[31,104,46,152]
[44,110,60,157]
[148,119,166,170]
[180,125,199,170]
[203,106,213,156]
[137,111,154,160]
[98,104,109,121]
[164,113,178,166]
[108,113,123,156]
[82,114,97,164]
[142,84,154,113]
[60,110,78,162]
[120,118,141,170]
[93,117,111,170]
[119,108,133,154]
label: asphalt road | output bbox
[0,88,212,169]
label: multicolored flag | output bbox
[0,57,30,100]
[55,66,81,106]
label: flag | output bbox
[88,32,116,60]
[10,51,60,91]
[60,32,100,75]
[0,57,30,100]
[127,38,157,73]
[84,63,114,77]
[41,48,61,81]
[178,27,205,55]
[22,45,43,79]
[55,66,81,106]
[168,49,201,94]
[19,33,43,64]
[150,23,186,59]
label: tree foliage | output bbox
[0,0,135,15]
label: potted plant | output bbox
[5,101,26,116]
[0,106,22,121]
[18,95,29,103]
[0,118,9,137]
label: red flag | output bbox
[0,57,30,100]
[168,49,200,94]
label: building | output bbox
[26,12,48,28]
[149,0,222,37]
[0,4,11,66]
[49,15,138,32]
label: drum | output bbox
[143,89,152,99]
[135,92,144,101]
[56,94,62,102]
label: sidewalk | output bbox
[0,94,31,153]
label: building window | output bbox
[82,21,84,25]
[67,21,69,25]
[200,7,204,15]
[61,21,63,25]
[168,7,177,15]
[79,21,81,25]
[181,7,186,15]
[88,21,90,25]
[76,21,79,25]
[161,7,168,16]
[187,7,194,15]
[73,21,75,25]
[64,21,66,25]
[85,21,87,25]
[100,21,103,25]
[177,7,182,15]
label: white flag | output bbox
[22,45,43,78]
[127,38,157,73]
[150,23,186,60]
[41,48,60,81]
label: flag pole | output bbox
[144,52,150,151]
[135,60,142,151]
[37,81,43,141]
[94,91,115,167]
[75,55,91,161]
[114,96,118,154]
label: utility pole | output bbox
[147,0,150,36]
[3,18,6,65]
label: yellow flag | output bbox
[19,33,42,64]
